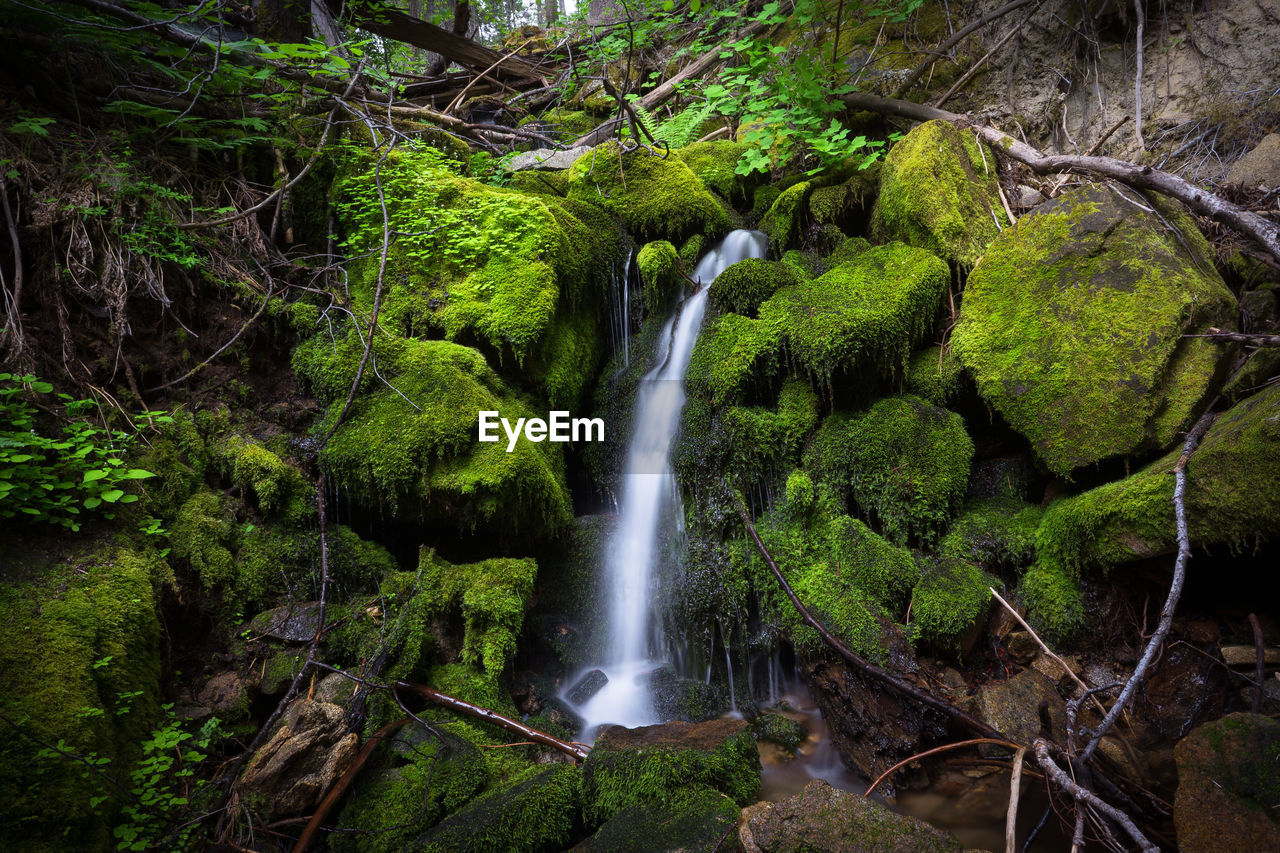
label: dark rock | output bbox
[248,601,323,643]
[196,670,247,719]
[645,666,728,722]
[582,718,760,825]
[739,779,963,852]
[575,786,741,852]
[1241,287,1279,334]
[1004,631,1040,665]
[1174,713,1280,852]
[964,670,1065,755]
[240,700,359,817]
[567,669,609,706]
[966,454,1035,503]
[1134,640,1231,742]
[803,658,946,794]
[415,763,582,853]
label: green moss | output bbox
[170,489,237,591]
[566,142,730,244]
[1018,560,1087,644]
[294,334,571,535]
[678,233,706,268]
[708,258,798,317]
[581,721,760,825]
[909,557,997,653]
[759,181,811,250]
[940,497,1042,573]
[1036,382,1280,573]
[806,396,973,546]
[418,763,582,853]
[0,539,166,850]
[674,140,756,204]
[685,311,783,405]
[222,437,308,521]
[905,345,966,407]
[750,185,782,221]
[525,108,597,138]
[507,169,569,197]
[636,240,681,315]
[721,378,819,481]
[871,119,1008,267]
[334,727,489,853]
[751,713,806,752]
[577,785,740,852]
[755,243,950,386]
[952,184,1237,475]
[785,469,817,515]
[530,308,605,410]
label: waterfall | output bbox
[566,229,767,738]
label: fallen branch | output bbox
[1005,746,1027,853]
[839,93,1280,265]
[989,587,1104,715]
[734,493,1012,744]
[1187,328,1280,347]
[1033,739,1159,852]
[863,737,1025,798]
[892,0,1039,98]
[395,682,589,760]
[1047,115,1130,196]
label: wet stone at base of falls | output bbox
[566,668,609,705]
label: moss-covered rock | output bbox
[1017,560,1087,644]
[416,763,582,853]
[685,311,783,405]
[759,180,811,251]
[805,396,973,546]
[952,183,1237,476]
[567,142,730,244]
[905,345,966,407]
[333,726,488,853]
[294,334,571,535]
[636,240,681,315]
[0,539,166,851]
[721,379,819,482]
[756,243,950,386]
[940,497,1042,573]
[1035,382,1280,573]
[581,718,760,825]
[909,556,997,654]
[674,140,756,204]
[708,258,798,317]
[871,119,1007,266]
[576,785,741,852]
[1174,713,1280,853]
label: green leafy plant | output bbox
[0,374,167,531]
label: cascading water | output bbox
[566,229,768,738]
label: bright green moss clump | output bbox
[806,396,973,546]
[871,119,1008,266]
[952,184,1237,475]
[906,345,966,407]
[910,557,997,652]
[581,719,760,825]
[941,497,1042,573]
[708,258,798,317]
[578,786,741,852]
[294,333,571,535]
[636,240,681,315]
[723,379,819,479]
[1036,382,1280,573]
[417,764,582,853]
[756,243,949,386]
[0,540,165,851]
[675,140,755,203]
[567,142,730,244]
[1018,560,1087,644]
[759,181,811,250]
[685,311,783,405]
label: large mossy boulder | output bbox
[581,718,760,825]
[0,539,166,851]
[1174,713,1280,852]
[566,142,730,244]
[871,119,1008,267]
[576,786,741,852]
[674,140,756,204]
[739,779,963,852]
[294,335,571,536]
[1035,382,1280,573]
[805,396,973,545]
[709,258,798,317]
[415,763,583,853]
[952,183,1237,475]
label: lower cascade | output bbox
[567,229,768,738]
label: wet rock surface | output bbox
[239,699,358,817]
[740,779,963,853]
[1175,713,1280,852]
[566,668,609,705]
[576,786,741,852]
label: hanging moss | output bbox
[806,396,973,546]
[416,763,582,853]
[1018,560,1087,644]
[722,378,820,482]
[909,557,997,653]
[1036,382,1280,573]
[294,334,571,535]
[708,258,798,317]
[871,119,1008,267]
[685,311,784,405]
[219,437,310,522]
[940,497,1042,573]
[951,184,1237,476]
[754,243,950,386]
[678,233,706,268]
[675,140,756,204]
[0,540,166,851]
[636,240,682,315]
[905,345,966,407]
[759,181,811,250]
[529,309,605,411]
[566,142,730,244]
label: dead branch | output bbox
[1249,613,1265,714]
[839,93,1280,264]
[989,588,1103,715]
[892,0,1040,98]
[1187,328,1280,347]
[863,737,1025,798]
[1033,739,1159,852]
[933,3,1041,110]
[1133,0,1145,150]
[1006,746,1027,853]
[394,682,589,760]
[734,493,1013,744]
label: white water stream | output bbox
[566,229,768,738]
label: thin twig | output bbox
[864,737,1025,798]
[1006,746,1027,853]
[1249,613,1265,714]
[1033,739,1159,852]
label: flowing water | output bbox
[567,229,769,738]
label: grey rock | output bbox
[240,699,359,817]
[1227,133,1280,188]
[507,146,592,171]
